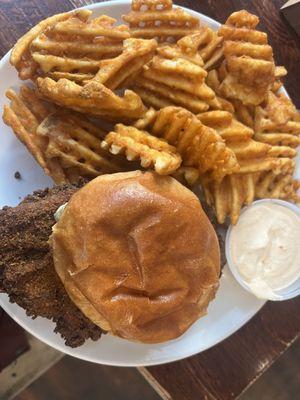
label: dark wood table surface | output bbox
[0,310,29,372]
[0,1,300,399]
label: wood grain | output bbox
[0,310,29,371]
[145,297,300,400]
[0,1,300,399]
[15,355,161,400]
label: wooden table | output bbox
[0,310,29,372]
[0,1,300,399]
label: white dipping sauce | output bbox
[229,202,300,300]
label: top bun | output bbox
[51,171,220,343]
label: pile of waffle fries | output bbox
[3,0,300,224]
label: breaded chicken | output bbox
[0,183,103,347]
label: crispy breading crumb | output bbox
[0,181,103,348]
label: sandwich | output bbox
[1,171,222,346]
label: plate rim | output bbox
[0,0,269,367]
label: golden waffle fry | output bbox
[237,157,294,174]
[101,123,182,175]
[255,132,300,148]
[130,86,174,110]
[274,66,287,79]
[202,173,260,224]
[198,110,232,128]
[229,139,294,175]
[151,106,239,179]
[93,38,157,90]
[203,168,299,224]
[122,0,199,43]
[157,43,204,66]
[10,10,90,80]
[218,10,276,105]
[227,139,270,159]
[37,113,127,182]
[36,77,147,120]
[197,109,295,177]
[206,67,257,123]
[205,69,235,113]
[272,66,287,92]
[268,145,297,158]
[134,107,157,130]
[197,110,254,142]
[2,86,131,184]
[256,171,300,202]
[255,91,299,128]
[272,81,283,93]
[10,10,130,82]
[172,166,200,186]
[177,26,224,70]
[206,67,284,127]
[254,91,300,149]
[232,99,255,128]
[132,52,221,113]
[2,86,67,184]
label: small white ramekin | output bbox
[225,199,300,301]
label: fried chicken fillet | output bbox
[0,183,103,347]
[0,182,224,348]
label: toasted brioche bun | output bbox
[51,171,220,343]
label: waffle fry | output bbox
[93,38,157,90]
[10,10,130,82]
[172,166,200,186]
[205,69,235,113]
[232,100,255,128]
[2,85,130,183]
[254,91,300,149]
[203,167,299,224]
[151,106,239,179]
[101,123,182,174]
[256,171,300,202]
[218,10,276,105]
[157,43,204,66]
[202,173,260,224]
[258,91,296,126]
[177,26,223,70]
[227,139,270,160]
[2,86,67,184]
[207,66,285,128]
[237,157,294,175]
[272,66,287,92]
[37,77,147,120]
[197,110,253,142]
[255,132,300,149]
[268,145,297,159]
[255,91,300,130]
[207,58,257,125]
[37,113,127,182]
[197,109,295,177]
[5,1,299,228]
[122,0,199,43]
[132,52,221,113]
[10,10,90,80]
[134,107,157,130]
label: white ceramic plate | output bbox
[1,0,295,367]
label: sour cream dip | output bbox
[227,200,300,300]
